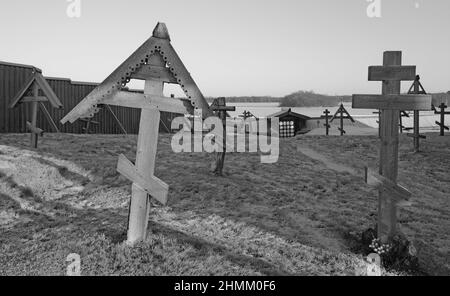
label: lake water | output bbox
[227,102,443,130]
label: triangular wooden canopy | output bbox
[9,70,62,109]
[330,104,355,123]
[61,22,212,124]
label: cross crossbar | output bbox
[26,121,44,136]
[365,167,411,202]
[369,66,416,81]
[117,154,168,205]
[352,94,431,110]
[106,91,194,114]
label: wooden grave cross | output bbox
[239,110,254,120]
[239,110,255,134]
[353,51,432,243]
[433,103,449,136]
[330,103,355,136]
[80,104,128,135]
[210,97,236,176]
[406,75,427,151]
[323,109,331,136]
[80,117,100,134]
[9,69,62,148]
[61,22,212,244]
[398,111,410,134]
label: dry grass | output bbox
[0,132,448,275]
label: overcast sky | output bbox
[0,0,449,97]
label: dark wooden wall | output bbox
[0,61,177,134]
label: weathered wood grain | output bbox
[117,154,168,205]
[352,94,432,110]
[106,91,193,114]
[368,65,416,81]
[131,65,177,83]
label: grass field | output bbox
[0,132,448,275]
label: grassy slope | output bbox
[0,133,448,275]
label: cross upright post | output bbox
[353,51,432,243]
[323,109,331,136]
[211,97,236,176]
[407,75,427,152]
[30,82,40,147]
[434,103,450,136]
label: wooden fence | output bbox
[0,61,177,134]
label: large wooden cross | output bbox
[9,69,62,148]
[61,23,212,244]
[353,51,432,243]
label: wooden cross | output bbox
[373,110,381,137]
[330,103,355,136]
[239,110,254,120]
[406,75,427,151]
[80,118,99,134]
[322,109,331,136]
[398,111,410,134]
[434,103,449,136]
[210,97,236,176]
[9,70,62,148]
[80,105,127,135]
[61,23,212,244]
[239,110,254,134]
[353,51,432,243]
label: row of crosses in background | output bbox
[353,51,432,243]
[374,74,448,151]
[373,109,410,136]
[322,104,355,136]
[9,69,63,148]
[61,23,227,244]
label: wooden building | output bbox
[269,108,311,137]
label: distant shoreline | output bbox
[205,92,449,107]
